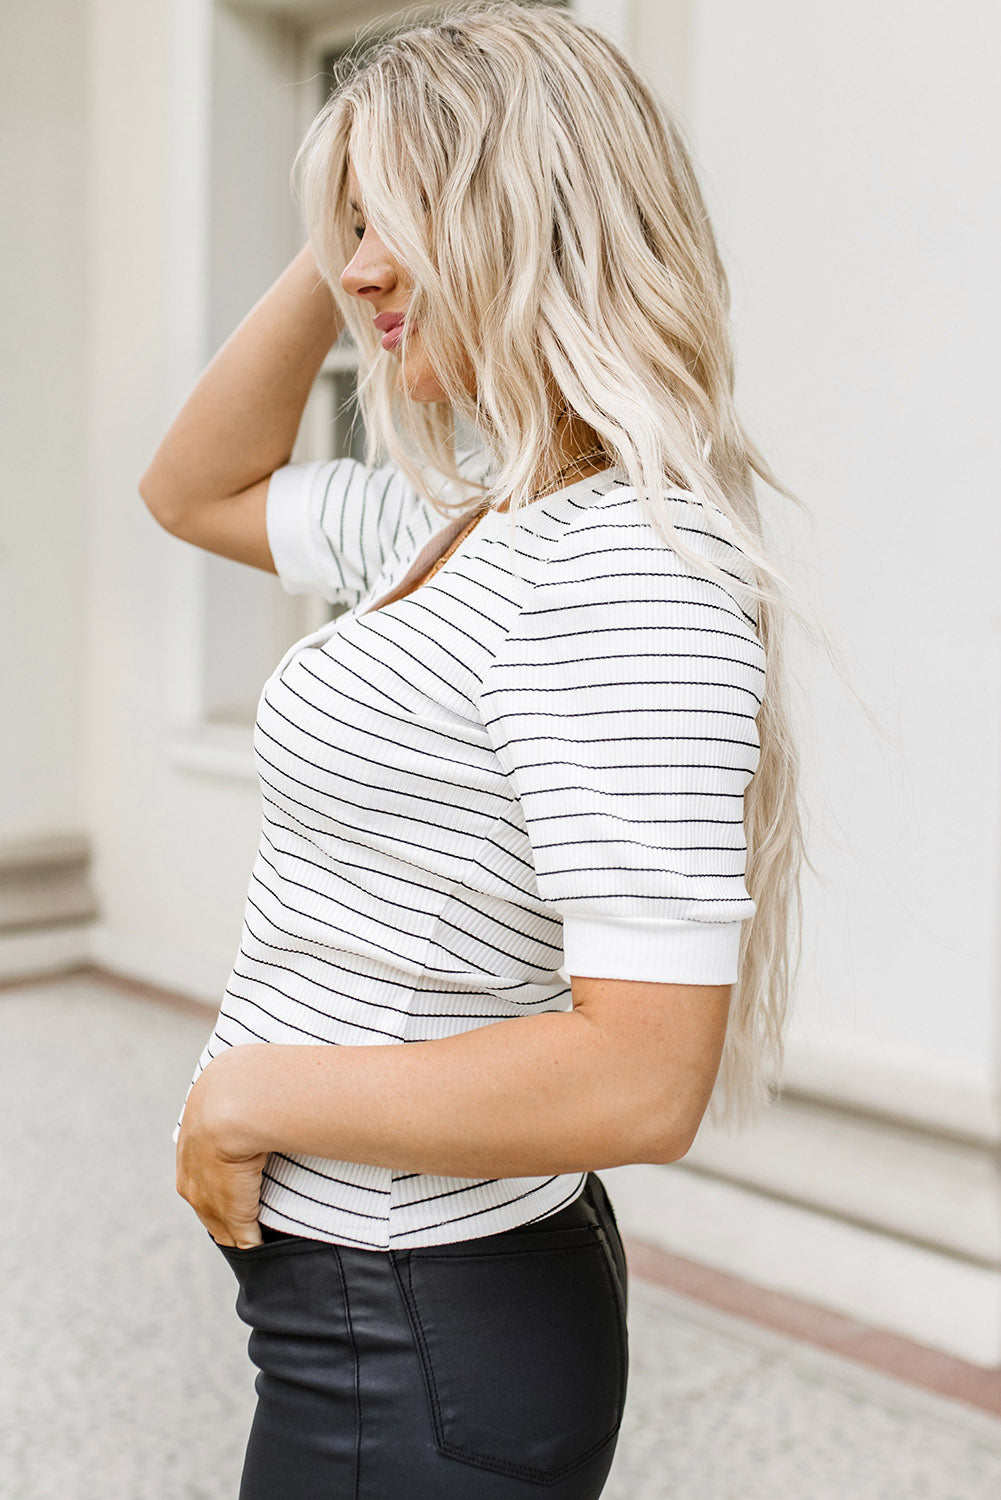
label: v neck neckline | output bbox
[359,464,621,618]
[359,508,491,617]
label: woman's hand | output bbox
[175,1047,270,1249]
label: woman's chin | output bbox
[400,366,449,403]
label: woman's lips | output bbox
[374,311,409,350]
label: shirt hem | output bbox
[562,912,744,984]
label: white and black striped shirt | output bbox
[175,456,764,1248]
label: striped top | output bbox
[175,452,765,1249]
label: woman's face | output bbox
[341,158,469,403]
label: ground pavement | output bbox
[3,973,1000,1500]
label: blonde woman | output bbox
[141,2,802,1495]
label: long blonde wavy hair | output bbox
[294,0,805,1130]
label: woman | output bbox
[140,3,802,1496]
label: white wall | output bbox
[0,1,89,843]
[83,0,279,996]
[689,0,1001,1102]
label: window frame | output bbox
[165,0,579,781]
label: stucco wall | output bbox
[689,0,1001,1099]
[1,1,89,844]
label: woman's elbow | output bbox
[637,1121,699,1166]
[628,1086,711,1166]
[138,465,180,532]
[138,453,206,536]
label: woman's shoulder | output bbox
[547,470,734,537]
[527,472,761,629]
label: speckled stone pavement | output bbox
[3,972,1001,1500]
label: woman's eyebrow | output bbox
[349,198,363,213]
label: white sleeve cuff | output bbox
[561,912,743,984]
[265,461,327,596]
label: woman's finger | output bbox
[177,1140,269,1248]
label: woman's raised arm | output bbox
[138,244,343,572]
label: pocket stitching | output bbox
[397,1233,625,1485]
[392,1254,450,1458]
[593,1227,629,1424]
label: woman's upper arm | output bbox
[142,471,277,574]
[142,437,490,595]
[569,972,731,1162]
[142,456,432,607]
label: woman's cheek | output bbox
[401,337,450,403]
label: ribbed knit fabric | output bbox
[174,454,764,1249]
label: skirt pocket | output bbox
[214,1232,307,1261]
[394,1225,627,1485]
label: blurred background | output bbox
[3,0,1001,1440]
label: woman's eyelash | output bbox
[353,224,365,240]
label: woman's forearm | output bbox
[195,979,727,1181]
[139,244,343,528]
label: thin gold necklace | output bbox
[424,443,609,585]
[525,444,609,503]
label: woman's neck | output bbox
[526,410,607,495]
[497,446,610,514]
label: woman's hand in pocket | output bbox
[175,1047,271,1249]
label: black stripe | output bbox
[271,1152,391,1194]
[389,1177,564,1238]
[262,1170,387,1222]
[259,1200,387,1248]
[486,728,760,753]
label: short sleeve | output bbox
[265,457,430,609]
[477,502,765,985]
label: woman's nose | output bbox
[341,238,396,301]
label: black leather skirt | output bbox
[216,1172,629,1499]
